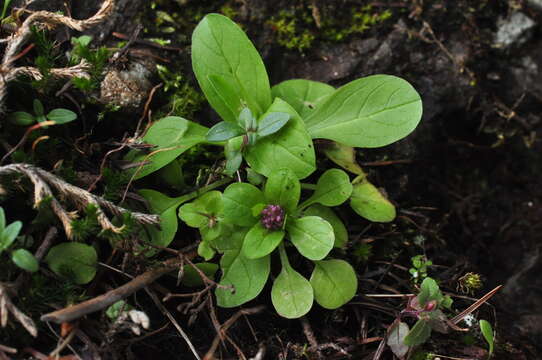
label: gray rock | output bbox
[527,0,542,11]
[494,12,536,49]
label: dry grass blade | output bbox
[451,285,503,325]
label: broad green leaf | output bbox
[33,99,44,116]
[178,191,222,228]
[310,259,357,309]
[271,79,335,118]
[321,141,364,175]
[387,321,410,358]
[305,75,423,148]
[206,121,244,142]
[11,248,39,273]
[192,13,271,122]
[286,216,334,260]
[1,221,22,250]
[304,205,348,248]
[479,319,495,356]
[222,183,264,226]
[245,98,316,179]
[272,251,314,318]
[403,319,432,346]
[264,168,300,213]
[216,230,270,307]
[8,111,35,126]
[242,222,284,259]
[125,117,208,179]
[145,206,178,253]
[45,242,97,284]
[47,108,77,124]
[181,262,219,287]
[300,169,352,209]
[138,189,185,215]
[350,180,396,222]
[257,112,290,137]
[200,220,231,243]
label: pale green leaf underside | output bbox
[305,75,422,148]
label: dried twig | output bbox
[40,258,179,324]
[0,283,38,337]
[0,163,159,238]
[0,0,115,112]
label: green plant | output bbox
[8,99,77,126]
[124,13,423,318]
[1,0,12,21]
[0,206,39,273]
[409,255,432,283]
[479,319,495,357]
[69,35,109,91]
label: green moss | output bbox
[267,4,393,52]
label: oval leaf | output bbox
[305,75,423,148]
[206,121,244,142]
[350,180,396,222]
[178,191,223,228]
[264,168,300,213]
[304,205,348,248]
[300,169,352,209]
[11,248,39,273]
[45,242,97,284]
[479,319,495,356]
[245,98,316,179]
[192,13,271,121]
[257,112,290,137]
[321,141,364,175]
[124,117,208,179]
[1,221,22,250]
[310,259,357,309]
[216,232,270,307]
[286,216,334,260]
[271,79,335,118]
[387,320,410,358]
[403,319,432,346]
[222,183,264,226]
[47,108,77,124]
[8,111,35,126]
[271,263,313,318]
[242,223,285,259]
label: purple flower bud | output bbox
[260,204,285,230]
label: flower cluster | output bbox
[260,204,285,230]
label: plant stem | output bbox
[300,183,317,190]
[278,243,290,269]
[172,176,232,207]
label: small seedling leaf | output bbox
[47,108,77,124]
[206,121,244,142]
[1,221,22,250]
[480,319,495,356]
[8,111,35,126]
[11,248,39,273]
[198,240,216,261]
[242,223,285,259]
[350,180,396,222]
[33,99,44,116]
[286,216,334,260]
[46,242,97,284]
[257,112,290,137]
[310,259,357,309]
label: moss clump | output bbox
[267,3,393,52]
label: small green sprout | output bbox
[0,206,39,273]
[409,255,433,283]
[8,99,77,126]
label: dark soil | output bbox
[1,0,542,359]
